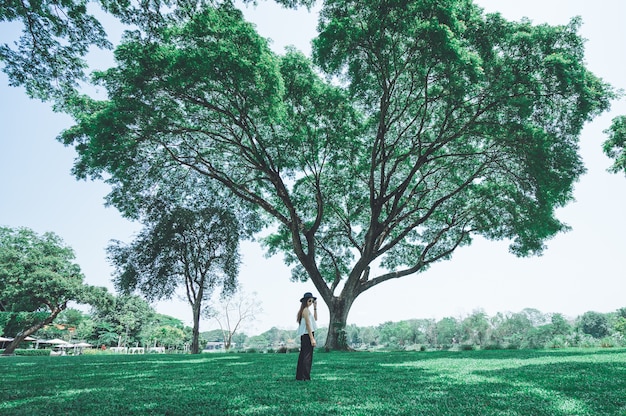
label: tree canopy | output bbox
[0,0,317,104]
[0,226,110,355]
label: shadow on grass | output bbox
[1,349,625,415]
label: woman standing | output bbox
[296,292,318,381]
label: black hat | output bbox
[300,292,317,302]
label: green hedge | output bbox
[0,349,51,356]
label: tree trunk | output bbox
[1,308,63,356]
[324,296,355,351]
[191,304,201,354]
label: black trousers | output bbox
[296,332,314,380]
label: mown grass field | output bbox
[2,348,625,415]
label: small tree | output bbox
[211,290,259,351]
[0,226,110,355]
[109,203,241,354]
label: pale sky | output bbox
[1,1,625,336]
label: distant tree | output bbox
[377,321,399,347]
[35,308,93,342]
[0,226,110,355]
[60,0,614,350]
[146,325,187,351]
[520,308,548,327]
[210,290,258,350]
[490,311,533,347]
[344,324,361,347]
[613,308,626,339]
[92,322,119,347]
[108,203,241,354]
[245,334,270,350]
[359,326,378,346]
[578,311,610,339]
[523,324,554,349]
[435,317,461,347]
[603,116,626,176]
[549,313,572,336]
[613,317,626,339]
[91,294,155,347]
[461,310,490,346]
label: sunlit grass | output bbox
[1,348,625,415]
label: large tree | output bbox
[0,226,110,355]
[59,0,613,349]
[108,201,242,354]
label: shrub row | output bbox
[0,349,50,356]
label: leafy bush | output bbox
[577,334,599,348]
[0,349,50,356]
[599,337,616,348]
[483,343,504,350]
[546,336,567,349]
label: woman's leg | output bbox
[296,333,314,380]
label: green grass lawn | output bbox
[2,348,625,415]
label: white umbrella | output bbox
[0,336,13,342]
[74,342,92,347]
[42,338,69,344]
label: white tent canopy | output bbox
[40,338,70,345]
[1,336,36,341]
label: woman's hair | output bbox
[296,299,309,323]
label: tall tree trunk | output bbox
[324,295,355,351]
[191,303,201,354]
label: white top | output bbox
[296,311,317,337]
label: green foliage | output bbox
[546,335,568,349]
[2,349,626,415]
[0,0,112,102]
[0,348,49,356]
[578,311,610,339]
[599,337,617,348]
[0,226,110,354]
[109,204,241,302]
[603,115,626,175]
[90,294,156,347]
